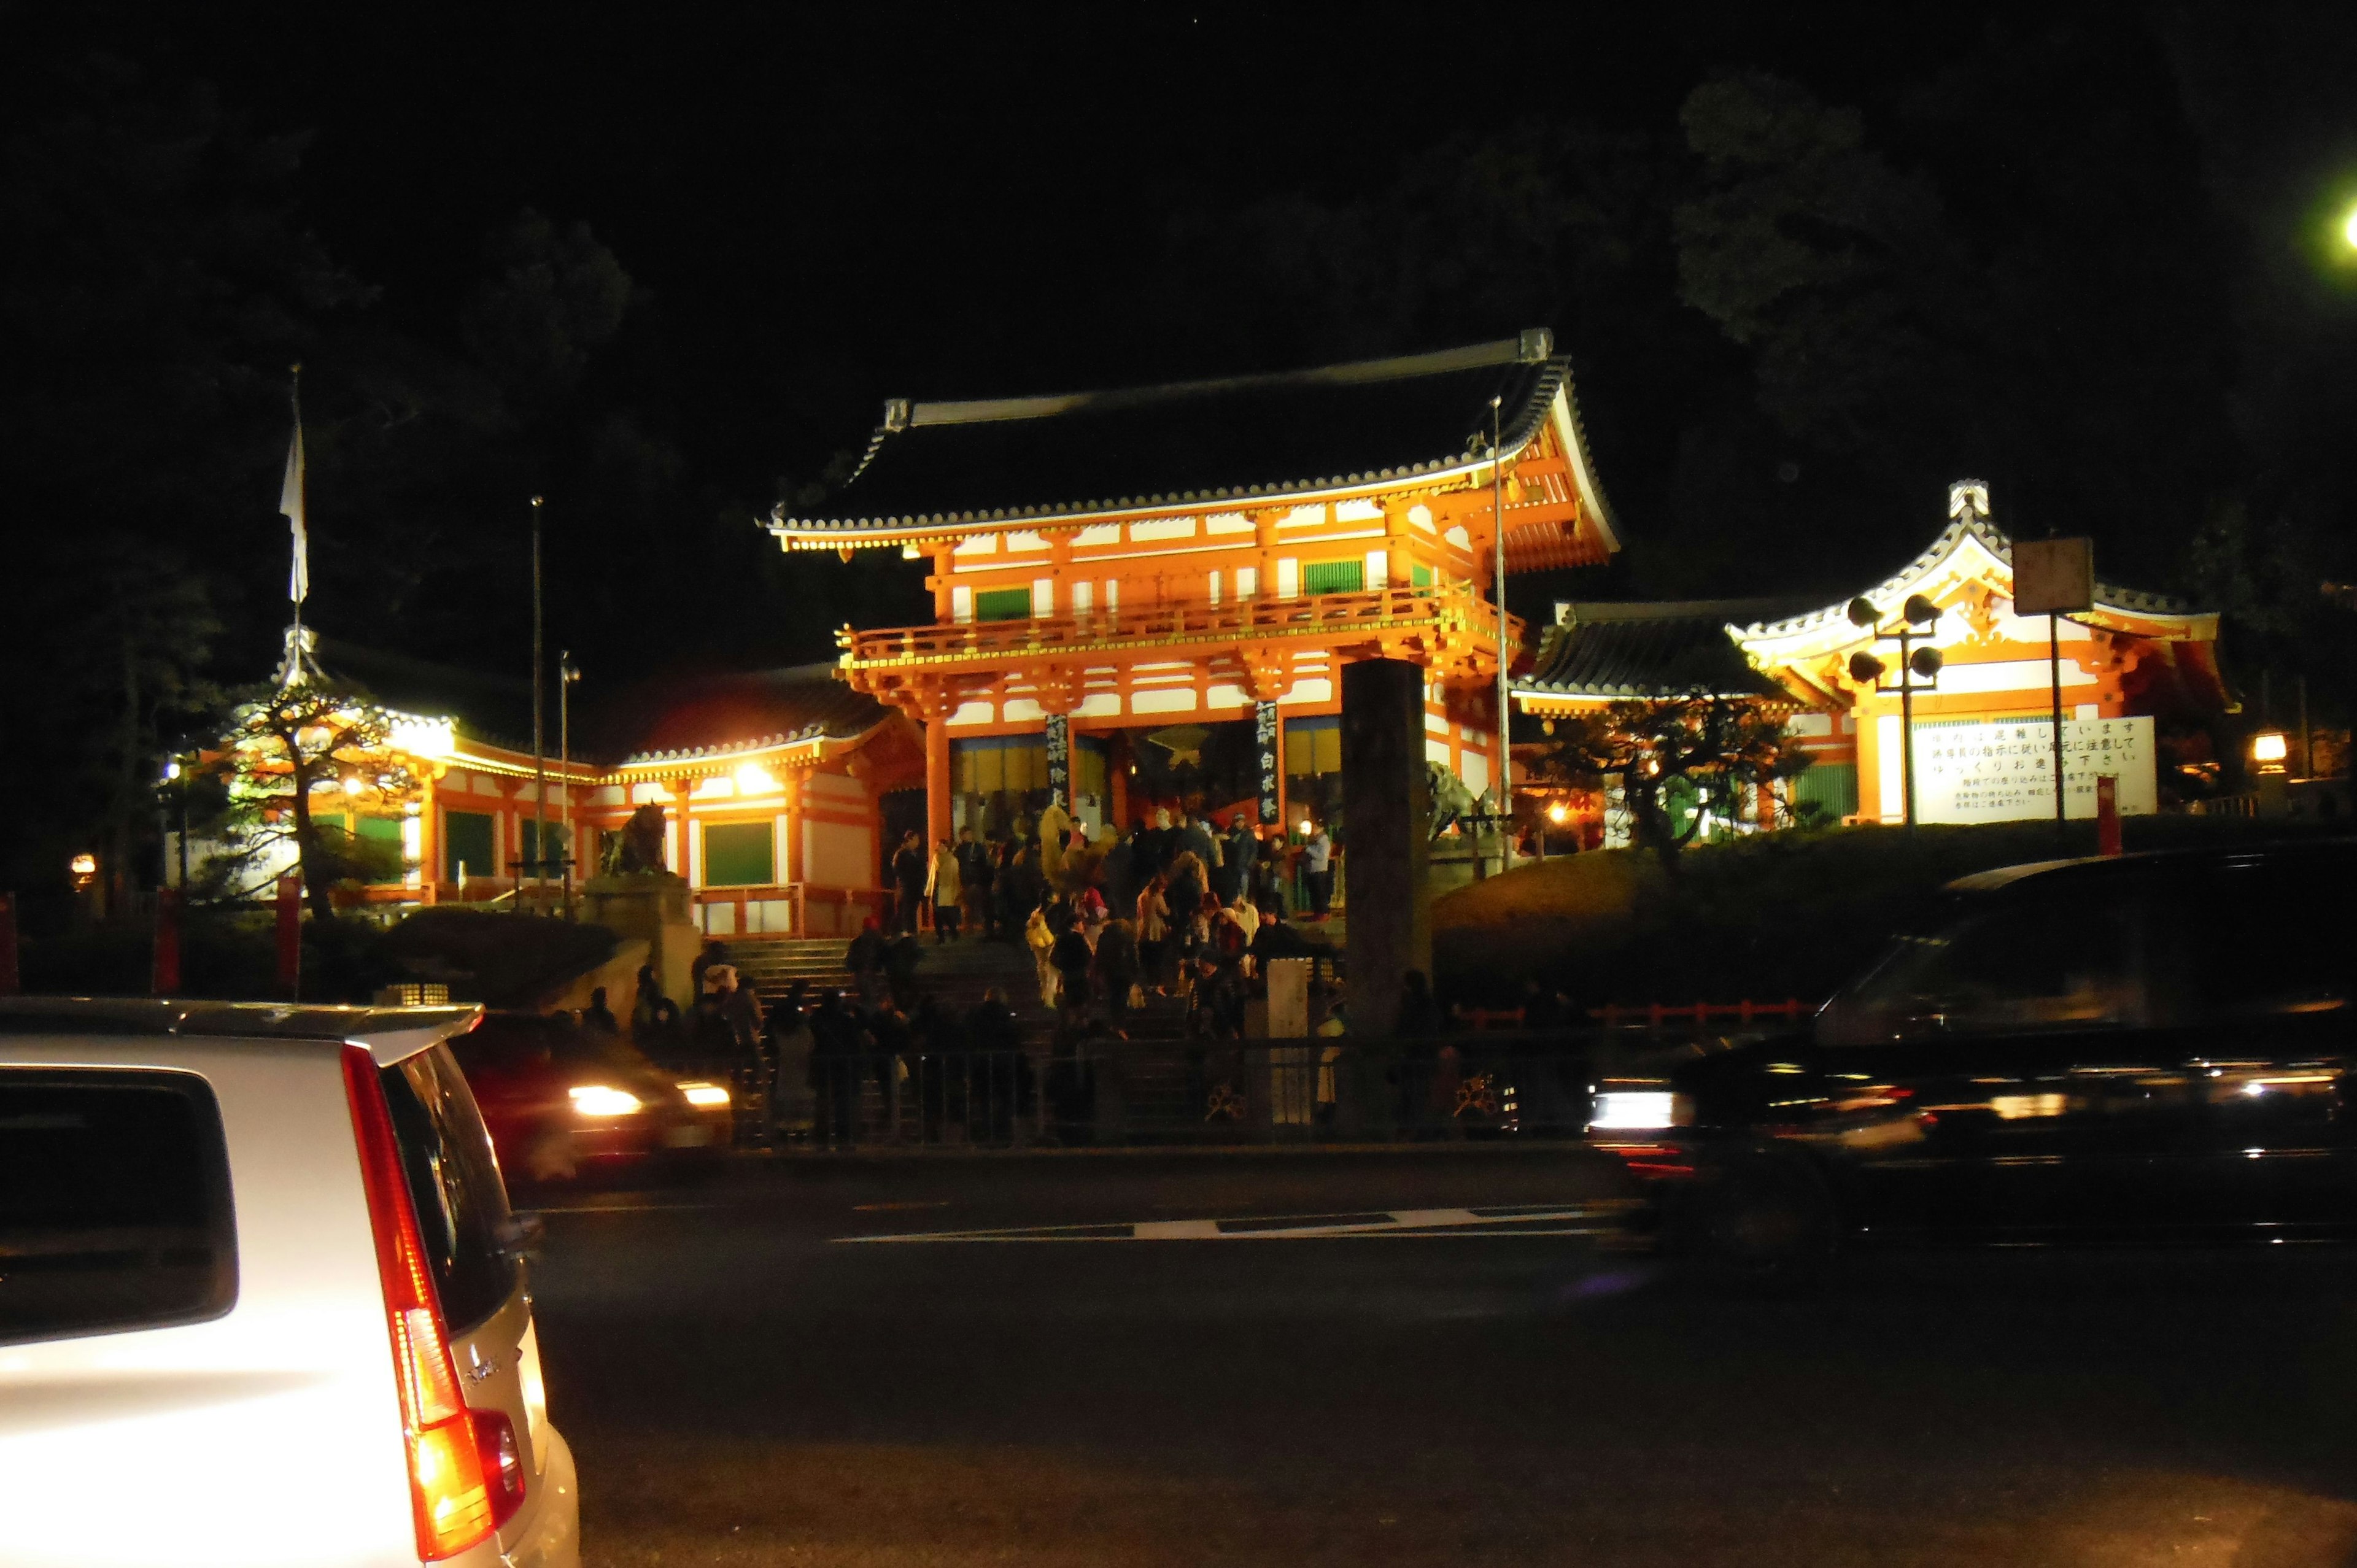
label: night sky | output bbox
[4,2,2355,886]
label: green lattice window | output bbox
[1301,560,1364,596]
[357,815,405,884]
[703,821,775,887]
[444,811,496,879]
[1791,762,1857,824]
[975,587,1033,621]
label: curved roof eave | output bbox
[765,347,1584,548]
[1727,512,2215,658]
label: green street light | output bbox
[2345,203,2357,249]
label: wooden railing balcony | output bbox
[837,584,1523,672]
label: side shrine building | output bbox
[767,330,1617,853]
[1514,483,2226,838]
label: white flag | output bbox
[280,420,308,605]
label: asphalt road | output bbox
[524,1149,2357,1567]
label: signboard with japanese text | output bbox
[1914,716,2154,824]
[1255,701,1281,824]
[2011,537,2094,616]
[1043,714,1069,808]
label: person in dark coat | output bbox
[957,827,994,937]
[1398,968,1443,1037]
[846,916,887,1005]
[867,1002,911,1137]
[808,991,860,1149]
[1221,816,1258,904]
[1102,832,1136,923]
[891,830,927,935]
[690,939,724,998]
[1093,917,1142,1038]
[1049,908,1096,1025]
[580,986,619,1037]
[963,984,1025,1142]
[884,930,924,1010]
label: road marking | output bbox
[835,1203,1606,1244]
[530,1200,725,1215]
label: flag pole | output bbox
[288,365,303,642]
[532,496,547,911]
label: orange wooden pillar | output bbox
[921,696,954,851]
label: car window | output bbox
[2147,862,2355,1024]
[0,1069,236,1345]
[379,1044,517,1332]
[1826,890,2147,1041]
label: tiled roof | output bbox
[1517,600,1808,703]
[595,664,892,767]
[314,638,536,751]
[1733,511,2202,643]
[773,331,1608,535]
[306,643,894,770]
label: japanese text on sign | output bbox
[1913,716,2154,824]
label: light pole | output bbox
[530,495,546,910]
[560,652,581,916]
[1490,395,1512,875]
[1846,595,1946,828]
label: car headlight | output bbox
[677,1081,731,1109]
[569,1084,644,1117]
[1588,1089,1692,1132]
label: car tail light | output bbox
[343,1045,503,1559]
[472,1410,528,1527]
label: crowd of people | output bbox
[884,805,1336,949]
[585,802,1581,1149]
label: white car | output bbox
[0,999,581,1568]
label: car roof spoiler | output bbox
[0,998,484,1065]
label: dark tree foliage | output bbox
[1539,695,1808,870]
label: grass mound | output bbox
[1432,816,2351,1008]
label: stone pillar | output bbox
[1342,657,1431,1038]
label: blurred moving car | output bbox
[0,999,579,1568]
[448,1011,732,1183]
[1589,842,2357,1280]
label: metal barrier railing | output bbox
[671,1038,1620,1150]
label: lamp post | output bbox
[1846,595,1946,828]
[560,652,581,916]
[530,495,546,910]
[1490,394,1512,876]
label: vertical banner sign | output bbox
[0,892,18,996]
[1043,714,1069,809]
[1255,701,1282,825]
[274,873,303,1000]
[151,887,181,997]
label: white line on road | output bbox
[835,1203,1606,1244]
[530,1200,727,1215]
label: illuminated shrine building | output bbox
[768,330,1619,847]
[1514,484,2226,833]
[257,643,912,937]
